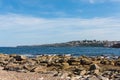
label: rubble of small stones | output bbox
[0,53,120,80]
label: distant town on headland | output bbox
[17,40,120,48]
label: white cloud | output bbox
[0,14,120,46]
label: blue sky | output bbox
[0,0,120,46]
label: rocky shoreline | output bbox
[0,53,120,80]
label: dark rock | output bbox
[89,64,100,71]
[80,58,92,65]
[115,61,120,66]
[10,54,27,61]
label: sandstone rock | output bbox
[97,75,109,80]
[0,54,10,65]
[53,71,63,77]
[31,66,47,73]
[60,72,69,79]
[80,70,86,75]
[4,63,23,71]
[73,68,86,75]
[71,76,82,80]
[27,59,37,65]
[37,77,44,80]
[86,75,99,80]
[114,74,120,78]
[100,59,113,65]
[23,64,36,71]
[62,62,70,69]
[0,54,9,58]
[93,69,100,74]
[0,59,9,66]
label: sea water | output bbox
[0,47,120,57]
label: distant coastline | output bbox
[17,40,120,48]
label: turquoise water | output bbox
[0,47,120,57]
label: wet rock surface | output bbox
[0,53,120,80]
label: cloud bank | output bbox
[0,14,120,46]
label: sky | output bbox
[0,0,120,46]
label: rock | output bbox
[62,62,70,69]
[67,59,79,65]
[80,58,92,65]
[10,54,27,61]
[97,75,109,80]
[53,71,63,77]
[115,61,120,66]
[100,59,112,65]
[60,72,69,79]
[0,59,9,66]
[15,55,27,61]
[71,76,82,80]
[114,74,120,78]
[1,54,120,79]
[73,68,86,75]
[23,64,35,71]
[4,63,23,71]
[80,70,86,75]
[26,59,37,65]
[37,77,44,80]
[17,69,27,73]
[93,69,100,74]
[86,75,99,80]
[0,54,10,66]
[102,71,113,79]
[89,64,100,74]
[0,54,9,58]
[89,64,100,71]
[31,66,47,73]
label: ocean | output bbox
[0,47,120,57]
